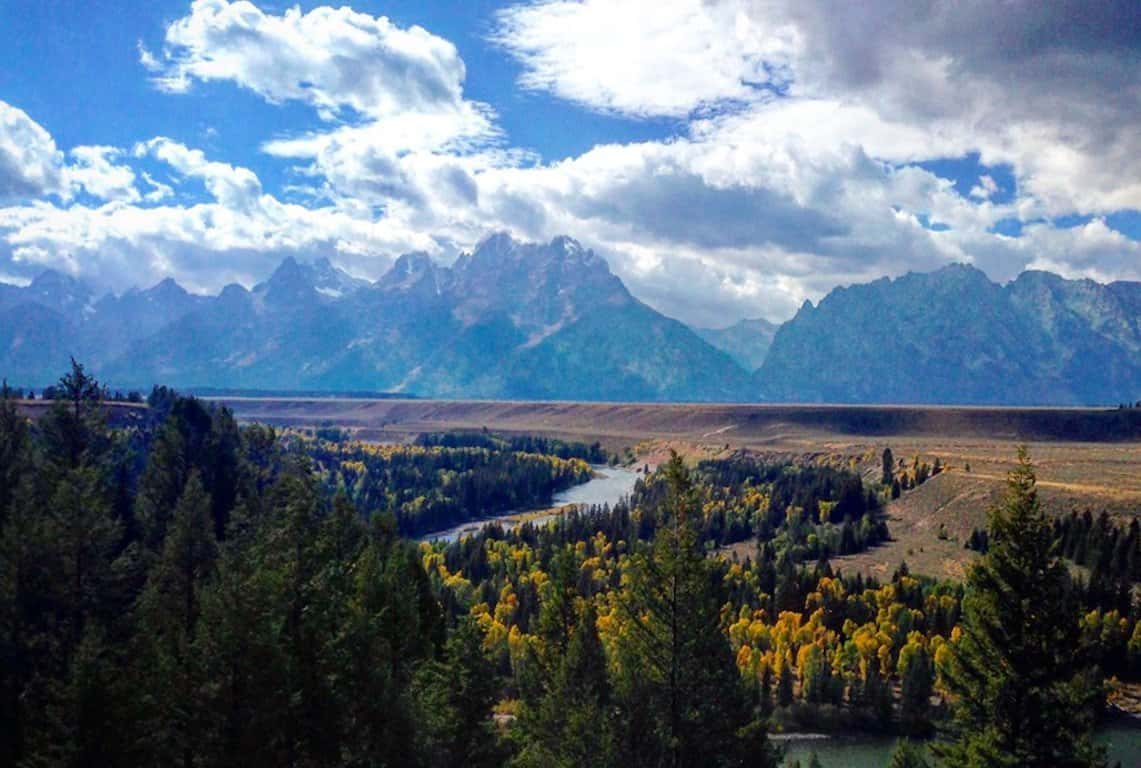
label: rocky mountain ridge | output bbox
[1,238,1137,405]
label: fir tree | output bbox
[898,641,934,737]
[412,618,503,768]
[513,601,614,768]
[134,472,217,767]
[889,739,932,768]
[938,448,1105,767]
[611,452,777,768]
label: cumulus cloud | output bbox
[135,138,263,210]
[493,0,1141,215]
[0,101,64,202]
[492,0,796,118]
[144,0,470,120]
[65,146,141,203]
[143,0,505,233]
[1,2,1138,328]
[0,133,436,292]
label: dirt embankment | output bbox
[215,398,1141,446]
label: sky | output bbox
[0,0,1138,328]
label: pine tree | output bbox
[889,739,932,768]
[513,599,613,768]
[611,452,778,768]
[38,359,108,468]
[134,472,217,767]
[195,501,286,768]
[412,617,503,768]
[11,459,126,765]
[938,448,1105,767]
[334,517,440,766]
[0,394,28,527]
[898,640,934,737]
[261,469,341,765]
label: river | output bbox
[421,464,641,544]
[778,720,1141,766]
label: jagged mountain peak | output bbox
[309,256,369,297]
[10,235,1135,404]
[378,251,446,295]
[758,263,1141,404]
[30,268,86,291]
[254,255,368,302]
[142,276,190,300]
[457,233,606,275]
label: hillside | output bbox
[756,264,1141,405]
[4,244,1141,405]
[1,234,752,401]
[695,317,777,372]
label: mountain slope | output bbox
[756,264,1141,405]
[6,243,1138,405]
[85,234,753,401]
[695,318,777,372]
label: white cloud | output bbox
[0,136,436,293]
[144,0,505,227]
[493,0,1141,217]
[492,0,797,118]
[146,0,472,121]
[970,174,999,201]
[141,172,174,203]
[65,146,140,203]
[135,137,263,210]
[1,2,1138,329]
[0,101,64,202]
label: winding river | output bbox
[421,464,641,544]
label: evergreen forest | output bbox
[2,364,1138,767]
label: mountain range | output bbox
[757,264,1141,405]
[0,234,1138,405]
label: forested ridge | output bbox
[304,436,594,537]
[2,364,1138,767]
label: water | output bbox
[422,464,641,543]
[548,464,641,508]
[778,721,1141,766]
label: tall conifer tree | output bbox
[938,448,1105,767]
[612,452,777,768]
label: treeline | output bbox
[425,452,1139,757]
[303,438,594,537]
[3,364,1137,768]
[967,508,1139,646]
[415,431,610,464]
[428,502,954,737]
[2,373,144,404]
[880,447,944,499]
[644,458,889,556]
[0,365,781,768]
[0,364,511,767]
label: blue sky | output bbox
[0,1,678,180]
[0,0,1138,326]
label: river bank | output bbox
[420,464,641,543]
[777,719,1141,765]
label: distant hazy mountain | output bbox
[695,318,778,372]
[5,244,1138,404]
[756,264,1141,405]
[2,234,749,401]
